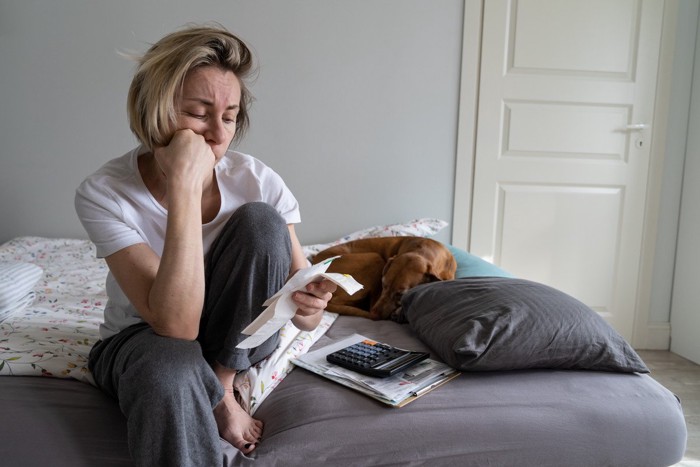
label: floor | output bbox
[637,350,700,466]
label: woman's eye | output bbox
[184,111,205,119]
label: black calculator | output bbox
[326,339,430,378]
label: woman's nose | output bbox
[204,119,226,145]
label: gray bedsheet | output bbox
[0,374,130,466]
[0,316,687,466]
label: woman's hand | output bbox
[154,129,216,192]
[290,279,337,331]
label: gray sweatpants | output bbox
[88,202,292,467]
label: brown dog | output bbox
[311,236,456,320]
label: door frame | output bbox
[451,0,678,349]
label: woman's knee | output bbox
[233,202,289,243]
[217,202,291,259]
[234,201,283,225]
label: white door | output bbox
[469,0,664,340]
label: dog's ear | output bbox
[426,260,456,281]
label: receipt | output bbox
[236,256,363,349]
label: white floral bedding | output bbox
[0,236,336,412]
[0,237,106,383]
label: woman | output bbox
[75,24,336,466]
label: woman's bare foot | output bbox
[212,362,263,454]
[213,390,263,454]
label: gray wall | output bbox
[0,0,463,245]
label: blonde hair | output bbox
[127,24,254,151]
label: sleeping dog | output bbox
[311,236,456,320]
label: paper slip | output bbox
[236,257,363,349]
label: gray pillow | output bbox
[401,277,649,373]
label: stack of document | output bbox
[293,334,460,407]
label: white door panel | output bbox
[470,0,663,339]
[497,184,623,316]
[503,101,631,160]
[510,0,639,76]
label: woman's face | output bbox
[176,66,242,161]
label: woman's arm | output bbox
[106,131,215,340]
[287,225,336,331]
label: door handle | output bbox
[625,123,649,131]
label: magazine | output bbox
[292,334,460,407]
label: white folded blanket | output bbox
[0,262,43,322]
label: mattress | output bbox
[0,314,688,466]
[0,236,688,466]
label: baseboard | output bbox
[633,323,671,350]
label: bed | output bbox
[0,222,688,467]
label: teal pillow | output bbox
[444,244,514,278]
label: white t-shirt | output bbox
[75,145,301,339]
